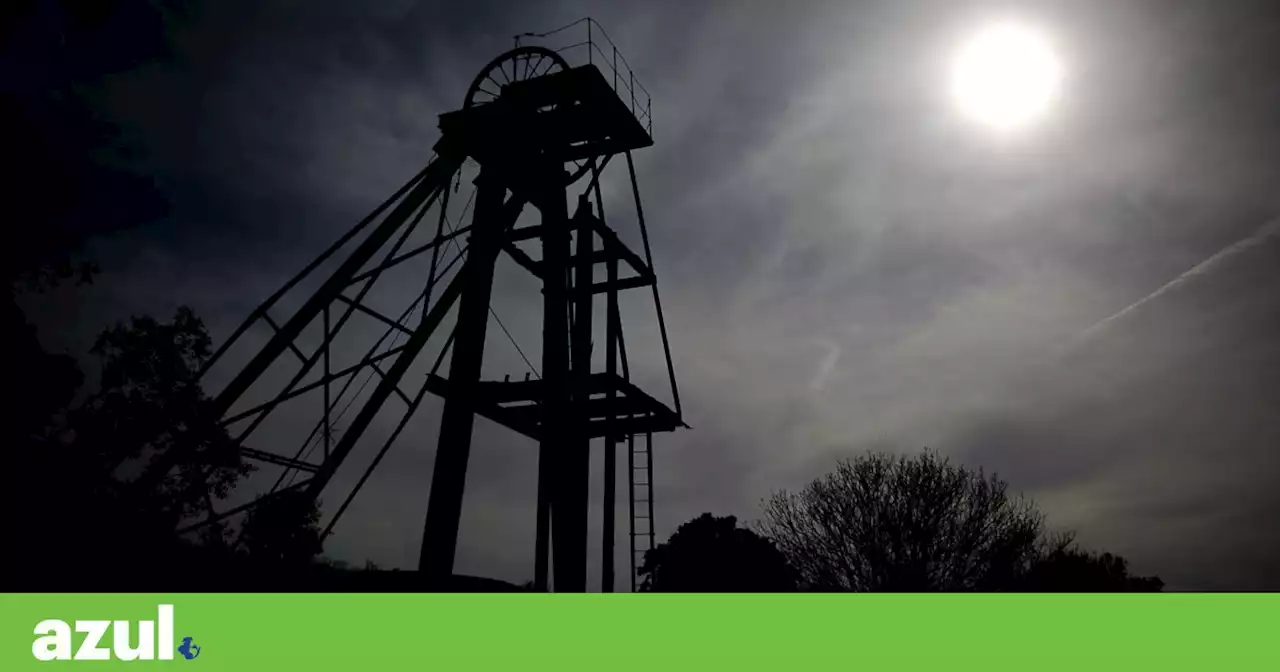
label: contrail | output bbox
[808,339,842,391]
[1075,218,1280,344]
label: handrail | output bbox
[515,17,652,137]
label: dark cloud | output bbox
[19,0,1280,588]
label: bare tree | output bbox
[759,450,1045,591]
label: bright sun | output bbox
[951,22,1063,131]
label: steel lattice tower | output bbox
[177,19,683,592]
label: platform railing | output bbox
[515,18,653,139]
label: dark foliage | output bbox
[3,296,84,448]
[6,304,325,583]
[238,490,325,568]
[639,513,798,592]
[12,309,221,570]
[1020,538,1164,591]
[69,308,252,524]
[1,0,185,289]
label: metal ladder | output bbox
[628,417,655,591]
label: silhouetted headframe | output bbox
[178,17,685,593]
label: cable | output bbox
[283,193,477,487]
[287,239,471,482]
[441,183,542,380]
[491,309,540,380]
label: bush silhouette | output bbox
[1019,538,1163,591]
[639,513,798,592]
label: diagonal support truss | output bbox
[184,145,542,542]
[185,152,476,531]
[179,36,686,594]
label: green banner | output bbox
[1,594,1274,670]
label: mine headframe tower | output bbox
[180,19,683,592]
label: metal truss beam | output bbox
[220,345,407,427]
[334,294,415,338]
[213,156,460,420]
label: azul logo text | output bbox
[31,604,198,661]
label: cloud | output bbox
[26,0,1280,589]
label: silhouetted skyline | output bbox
[9,0,1280,589]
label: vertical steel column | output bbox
[558,194,594,592]
[602,254,619,592]
[418,169,508,586]
[534,445,551,592]
[644,426,655,555]
[537,169,571,592]
[627,431,637,591]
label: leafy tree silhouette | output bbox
[238,490,325,569]
[639,513,798,592]
[76,308,252,525]
[760,450,1046,591]
[12,307,256,578]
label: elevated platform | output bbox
[423,371,683,442]
[437,64,652,175]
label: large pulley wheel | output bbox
[463,46,594,186]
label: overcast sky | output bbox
[16,0,1280,589]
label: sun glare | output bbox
[951,21,1063,132]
